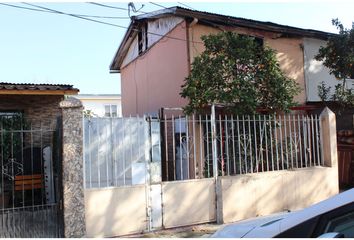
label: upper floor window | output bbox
[104,105,118,117]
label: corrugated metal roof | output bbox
[0,82,79,92]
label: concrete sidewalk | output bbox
[126,223,223,238]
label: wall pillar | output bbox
[320,107,338,167]
[59,97,86,237]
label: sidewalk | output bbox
[126,223,223,238]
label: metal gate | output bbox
[0,116,63,237]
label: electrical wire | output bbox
[18,2,203,44]
[177,2,196,10]
[88,2,147,14]
[0,2,130,19]
[149,2,168,10]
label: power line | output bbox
[88,2,147,14]
[20,2,203,44]
[0,2,130,19]
[177,2,196,10]
[149,2,168,10]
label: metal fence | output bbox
[161,113,323,181]
[0,116,61,237]
[83,113,323,188]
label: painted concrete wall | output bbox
[120,21,189,116]
[75,95,122,117]
[220,167,338,223]
[303,38,354,102]
[85,185,147,237]
[188,24,307,104]
[161,178,216,228]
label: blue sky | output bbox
[0,1,353,94]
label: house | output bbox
[75,94,122,117]
[0,82,79,125]
[0,82,79,237]
[110,6,349,117]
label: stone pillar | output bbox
[320,107,338,167]
[59,97,86,237]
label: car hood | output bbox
[211,211,294,238]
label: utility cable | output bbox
[177,2,196,10]
[0,3,130,19]
[88,2,147,14]
[19,2,203,44]
[149,2,168,10]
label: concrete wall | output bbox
[162,178,216,228]
[220,167,338,223]
[120,21,189,116]
[85,185,147,237]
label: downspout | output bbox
[186,18,198,73]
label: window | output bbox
[104,105,118,117]
[324,211,354,237]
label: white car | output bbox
[212,188,354,238]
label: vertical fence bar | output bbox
[248,116,253,173]
[315,115,321,166]
[122,118,126,186]
[211,105,218,178]
[308,115,313,166]
[311,115,315,166]
[219,115,224,176]
[264,115,269,171]
[231,115,236,175]
[199,115,203,179]
[192,115,197,179]
[206,115,210,177]
[259,115,264,172]
[106,118,110,187]
[274,114,279,171]
[237,115,241,174]
[179,116,183,180]
[298,115,303,168]
[303,115,308,168]
[253,115,258,173]
[97,119,101,188]
[186,115,190,179]
[225,115,230,176]
[172,115,176,180]
[288,115,293,169]
[293,114,298,168]
[269,115,274,171]
[242,115,247,174]
[164,115,168,180]
[283,115,288,169]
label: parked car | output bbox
[211,188,354,238]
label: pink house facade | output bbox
[110,7,335,116]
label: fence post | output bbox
[211,105,223,223]
[320,107,337,167]
[59,97,86,237]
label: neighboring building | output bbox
[110,6,349,116]
[75,94,122,117]
[0,82,79,125]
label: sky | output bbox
[0,1,353,94]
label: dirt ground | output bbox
[126,223,223,238]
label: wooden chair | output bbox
[14,174,43,191]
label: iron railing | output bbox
[83,113,323,188]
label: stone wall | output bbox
[60,97,86,237]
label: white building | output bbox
[75,94,122,117]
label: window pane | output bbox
[111,105,117,117]
[104,105,111,117]
[325,211,354,237]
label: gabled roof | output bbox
[110,6,336,72]
[0,82,79,95]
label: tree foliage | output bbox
[180,31,300,115]
[315,19,354,83]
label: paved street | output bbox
[127,223,222,238]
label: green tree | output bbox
[315,19,354,89]
[180,31,300,115]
